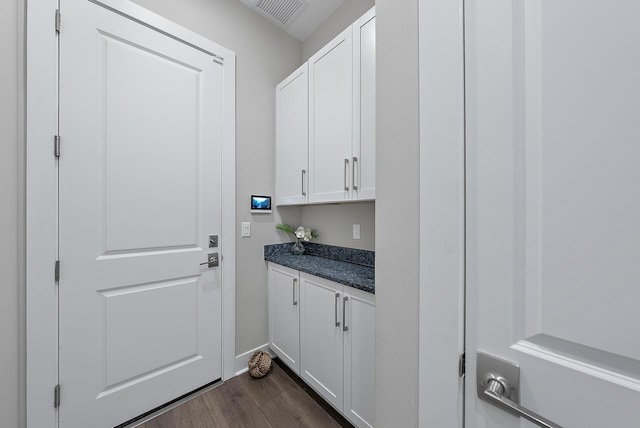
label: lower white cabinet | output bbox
[267,263,375,428]
[300,272,376,428]
[268,264,301,374]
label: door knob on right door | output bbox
[477,351,563,428]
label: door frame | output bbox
[418,0,466,427]
[26,0,236,426]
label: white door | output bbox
[343,289,375,428]
[352,8,376,202]
[268,264,301,373]
[276,63,309,206]
[58,1,223,426]
[309,27,353,203]
[466,1,640,427]
[300,273,344,411]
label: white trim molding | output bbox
[26,0,59,425]
[418,0,466,427]
[26,1,237,425]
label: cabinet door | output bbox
[343,288,376,428]
[300,273,344,410]
[309,27,353,203]
[352,8,376,201]
[268,264,301,374]
[276,63,308,206]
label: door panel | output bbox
[59,1,223,426]
[300,274,344,411]
[466,0,640,426]
[276,64,309,206]
[309,28,353,203]
[102,32,199,251]
[268,265,301,373]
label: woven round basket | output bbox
[248,350,273,378]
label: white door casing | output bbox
[26,0,236,426]
[465,0,640,426]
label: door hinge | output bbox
[54,135,61,158]
[55,9,61,34]
[458,352,466,378]
[55,260,60,282]
[54,384,61,408]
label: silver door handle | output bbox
[477,351,562,428]
[335,293,340,327]
[342,296,348,332]
[292,278,298,306]
[200,253,218,268]
[482,380,561,428]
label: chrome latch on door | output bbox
[200,253,219,268]
[477,351,562,428]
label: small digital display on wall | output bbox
[251,195,272,213]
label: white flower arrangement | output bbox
[276,224,319,241]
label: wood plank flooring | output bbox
[139,359,353,428]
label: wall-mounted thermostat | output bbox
[250,195,272,213]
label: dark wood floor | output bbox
[139,359,353,428]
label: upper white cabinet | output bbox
[352,8,376,201]
[309,27,354,203]
[276,7,375,205]
[276,63,309,205]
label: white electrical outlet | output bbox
[353,224,361,240]
[241,222,251,237]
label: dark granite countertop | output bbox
[264,243,375,294]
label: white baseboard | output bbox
[234,343,272,376]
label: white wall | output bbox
[375,0,421,426]
[0,0,24,426]
[302,0,375,62]
[301,202,375,251]
[132,0,303,355]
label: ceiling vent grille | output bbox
[253,0,309,28]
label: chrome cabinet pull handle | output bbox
[342,296,348,332]
[352,156,358,191]
[344,159,349,191]
[301,170,306,196]
[335,293,340,327]
[292,278,298,306]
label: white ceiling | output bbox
[239,0,347,41]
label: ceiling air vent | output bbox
[251,0,309,29]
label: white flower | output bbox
[303,228,312,241]
[295,226,306,239]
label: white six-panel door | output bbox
[58,1,224,426]
[465,0,640,426]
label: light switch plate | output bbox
[353,224,361,240]
[241,222,251,237]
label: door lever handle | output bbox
[482,377,562,428]
[200,253,219,268]
[477,351,562,428]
